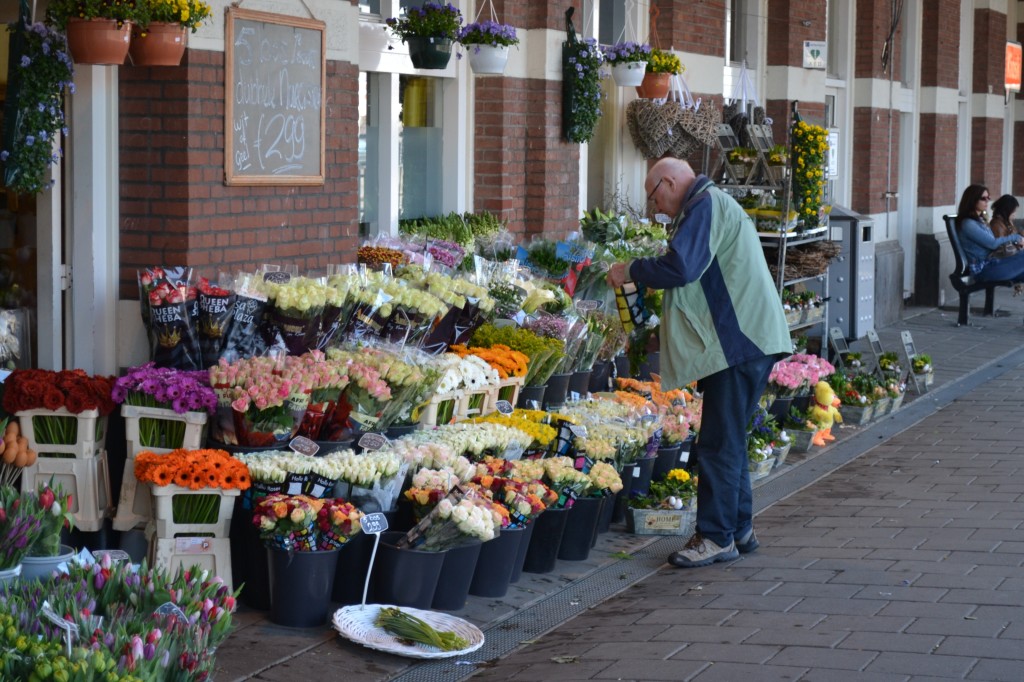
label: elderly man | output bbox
[607,158,790,568]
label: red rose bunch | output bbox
[2,368,116,416]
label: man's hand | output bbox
[606,261,632,289]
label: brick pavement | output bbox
[214,298,1024,681]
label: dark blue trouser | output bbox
[692,354,779,548]
[977,250,1024,282]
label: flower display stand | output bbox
[16,408,107,459]
[492,376,525,410]
[784,308,805,326]
[149,484,240,539]
[20,451,111,532]
[148,529,234,590]
[419,390,462,427]
[626,503,696,535]
[113,405,208,531]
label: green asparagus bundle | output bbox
[375,607,469,651]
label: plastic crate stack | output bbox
[147,484,239,589]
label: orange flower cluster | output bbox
[615,377,692,409]
[135,448,251,490]
[450,344,528,379]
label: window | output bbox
[598,0,627,46]
[358,72,379,237]
[398,75,444,219]
[726,0,754,65]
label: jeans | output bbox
[977,250,1024,282]
[692,354,779,547]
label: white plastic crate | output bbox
[16,408,107,460]
[114,406,210,532]
[419,390,462,427]
[149,484,239,539]
[148,530,234,590]
[457,387,493,421]
[122,404,208,455]
[490,376,525,412]
[20,451,111,532]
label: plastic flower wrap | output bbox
[542,458,592,508]
[288,352,351,440]
[252,493,322,551]
[470,323,565,387]
[264,276,329,356]
[235,449,348,501]
[316,498,364,550]
[397,487,500,552]
[466,413,556,453]
[472,474,552,527]
[137,266,203,371]
[587,460,623,496]
[660,411,692,445]
[208,355,312,446]
[218,272,277,363]
[450,343,529,380]
[398,422,530,460]
[404,467,461,520]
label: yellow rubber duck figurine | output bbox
[808,380,842,446]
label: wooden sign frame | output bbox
[224,7,326,186]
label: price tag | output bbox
[174,537,213,554]
[569,424,588,438]
[360,512,389,535]
[640,414,658,425]
[576,299,602,312]
[632,466,641,478]
[495,400,514,415]
[41,601,78,657]
[154,601,189,624]
[263,271,292,284]
[289,436,320,457]
[679,450,689,463]
[358,432,390,451]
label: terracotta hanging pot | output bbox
[129,21,188,67]
[66,18,132,65]
[635,72,671,99]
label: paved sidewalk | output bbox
[214,297,1024,681]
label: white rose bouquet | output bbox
[397,487,501,551]
[265,276,330,355]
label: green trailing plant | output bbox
[562,30,604,144]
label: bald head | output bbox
[645,158,696,219]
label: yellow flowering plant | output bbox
[45,0,140,29]
[767,144,788,165]
[135,0,212,32]
[790,120,829,228]
[647,48,682,74]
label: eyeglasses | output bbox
[646,178,665,205]
[980,195,991,201]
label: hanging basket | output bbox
[406,36,453,69]
[129,22,188,67]
[66,18,132,65]
[611,61,647,87]
[467,44,510,74]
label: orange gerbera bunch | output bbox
[134,448,251,491]
[449,344,528,379]
[615,375,693,409]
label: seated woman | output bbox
[956,184,1024,282]
[988,194,1020,238]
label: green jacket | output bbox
[629,176,791,388]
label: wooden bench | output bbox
[944,214,1014,326]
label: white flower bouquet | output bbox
[397,487,501,551]
[265,276,330,356]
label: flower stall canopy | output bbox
[224,8,326,186]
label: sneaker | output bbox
[667,533,739,568]
[735,528,759,554]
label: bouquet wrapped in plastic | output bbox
[138,266,202,371]
[397,486,502,551]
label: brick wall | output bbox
[921,0,960,89]
[971,117,1005,193]
[973,8,1005,95]
[651,0,725,57]
[855,0,903,80]
[917,114,958,206]
[473,77,580,236]
[850,107,898,216]
[766,0,827,67]
[118,51,359,298]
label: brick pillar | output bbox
[972,7,1006,192]
[472,0,581,236]
[764,0,827,141]
[918,0,960,210]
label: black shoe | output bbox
[735,528,759,554]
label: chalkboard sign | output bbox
[224,8,326,186]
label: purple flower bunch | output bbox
[113,362,217,415]
[0,486,43,570]
[386,2,463,42]
[602,41,651,65]
[525,314,570,340]
[458,20,519,48]
[427,239,466,269]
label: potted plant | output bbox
[20,482,76,583]
[458,19,519,75]
[130,0,212,66]
[912,353,934,387]
[386,2,463,70]
[636,47,681,99]
[602,40,651,87]
[626,468,697,535]
[727,146,758,181]
[783,406,818,454]
[0,13,74,196]
[766,143,788,183]
[46,0,139,65]
[791,119,830,229]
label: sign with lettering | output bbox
[802,40,826,70]
[263,271,292,284]
[289,436,320,456]
[360,512,389,535]
[225,8,326,186]
[358,432,390,451]
[495,399,514,415]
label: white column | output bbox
[67,65,119,375]
[36,147,62,371]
